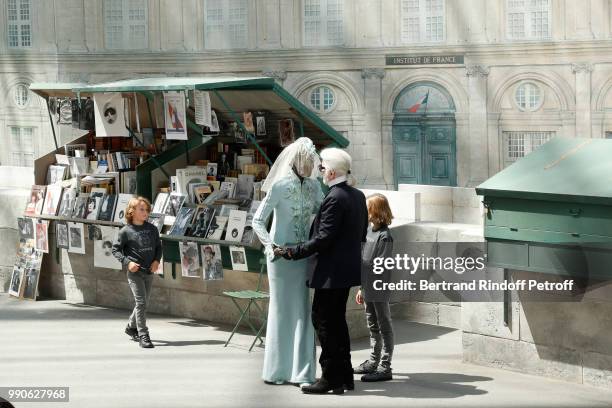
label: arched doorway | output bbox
[392,82,457,187]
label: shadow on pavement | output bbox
[153,339,226,347]
[351,372,491,399]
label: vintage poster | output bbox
[163,91,188,140]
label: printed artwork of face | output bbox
[103,103,117,124]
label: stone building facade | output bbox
[2,0,612,189]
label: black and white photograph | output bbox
[206,216,227,240]
[241,200,261,246]
[97,194,117,221]
[94,226,121,270]
[224,210,247,243]
[68,222,86,254]
[206,162,218,177]
[255,115,266,136]
[192,184,212,205]
[94,93,128,137]
[235,174,255,200]
[229,246,248,272]
[42,184,63,216]
[72,194,89,219]
[58,188,77,218]
[163,193,186,225]
[56,222,69,249]
[8,266,23,298]
[182,168,208,201]
[201,244,223,280]
[35,220,49,254]
[17,217,34,240]
[189,205,215,238]
[113,194,134,224]
[85,191,105,220]
[47,164,68,184]
[88,224,103,241]
[22,267,40,301]
[168,207,195,236]
[152,192,169,214]
[179,241,200,278]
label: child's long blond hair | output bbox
[125,196,151,224]
[366,193,393,226]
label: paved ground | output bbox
[1,294,612,408]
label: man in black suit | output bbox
[279,148,368,395]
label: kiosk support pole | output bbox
[45,98,59,150]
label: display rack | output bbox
[29,76,350,275]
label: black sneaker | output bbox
[353,360,378,374]
[139,334,154,348]
[125,326,138,342]
[361,367,392,382]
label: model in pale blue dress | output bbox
[252,171,323,384]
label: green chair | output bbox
[223,258,269,351]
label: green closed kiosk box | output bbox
[476,137,612,280]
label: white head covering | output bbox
[262,137,320,192]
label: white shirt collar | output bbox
[328,175,347,187]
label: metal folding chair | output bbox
[223,258,269,351]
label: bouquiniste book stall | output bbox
[15,77,348,303]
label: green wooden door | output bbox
[392,82,457,187]
[393,120,456,186]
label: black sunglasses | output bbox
[318,164,326,172]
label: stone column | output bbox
[572,63,593,138]
[358,68,386,188]
[465,64,490,186]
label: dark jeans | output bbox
[127,270,153,336]
[312,287,352,387]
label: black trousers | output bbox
[311,287,352,386]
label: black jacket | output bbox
[292,181,368,289]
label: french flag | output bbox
[407,92,429,113]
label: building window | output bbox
[13,84,30,108]
[303,0,344,47]
[515,82,542,111]
[7,0,32,48]
[400,0,445,43]
[204,0,248,49]
[310,86,335,113]
[506,0,551,40]
[9,126,35,167]
[104,0,148,50]
[502,131,554,167]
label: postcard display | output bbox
[16,84,306,299]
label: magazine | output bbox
[98,194,117,221]
[147,214,165,232]
[72,194,90,219]
[35,220,49,254]
[235,174,255,200]
[224,210,247,243]
[42,185,62,216]
[189,205,215,238]
[58,188,77,218]
[85,191,106,220]
[152,192,169,214]
[25,185,46,216]
[113,194,134,224]
[206,216,227,240]
[56,222,69,249]
[168,207,195,236]
[68,222,86,254]
[47,164,68,185]
[163,193,186,225]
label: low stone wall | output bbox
[462,269,612,389]
[38,229,369,338]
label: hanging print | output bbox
[94,93,129,137]
[163,91,188,140]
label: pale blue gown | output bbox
[252,173,323,384]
